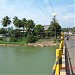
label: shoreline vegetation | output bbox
[0,39,59,47]
[0,16,62,47]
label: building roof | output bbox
[43,25,49,30]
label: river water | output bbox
[0,46,57,75]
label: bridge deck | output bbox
[65,36,75,75]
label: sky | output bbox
[0,0,74,28]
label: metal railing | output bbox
[51,32,64,75]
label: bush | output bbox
[10,37,18,42]
[0,37,2,40]
[26,35,38,43]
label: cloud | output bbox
[68,5,74,8]
[63,14,74,20]
[0,0,51,26]
[62,13,74,27]
[0,0,74,28]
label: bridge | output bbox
[52,32,75,75]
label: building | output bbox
[43,25,49,31]
[0,34,3,38]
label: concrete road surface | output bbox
[65,36,75,75]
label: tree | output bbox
[21,18,27,36]
[26,34,38,43]
[26,19,35,34]
[22,18,27,30]
[12,29,21,38]
[1,16,11,27]
[13,17,28,36]
[62,28,68,32]
[0,28,7,34]
[48,16,62,38]
[33,24,44,38]
[73,27,75,33]
[13,16,22,28]
[7,26,13,37]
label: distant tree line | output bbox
[62,27,75,34]
[0,16,62,43]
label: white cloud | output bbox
[68,5,74,8]
[0,0,74,28]
[63,14,74,20]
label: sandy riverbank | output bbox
[0,41,59,47]
[27,41,58,47]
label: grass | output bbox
[0,37,60,45]
[0,40,26,44]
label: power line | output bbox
[39,0,50,16]
[48,0,55,13]
[34,0,50,19]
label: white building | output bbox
[0,34,3,38]
[43,25,49,31]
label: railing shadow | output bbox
[65,43,74,75]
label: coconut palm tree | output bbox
[22,18,27,36]
[26,19,35,34]
[13,16,21,28]
[22,18,27,30]
[1,16,11,27]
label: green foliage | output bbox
[73,27,75,33]
[0,16,63,43]
[1,16,11,27]
[48,16,62,37]
[34,24,44,36]
[10,37,18,42]
[45,30,51,38]
[26,20,35,30]
[62,28,68,32]
[22,18,27,28]
[13,17,23,28]
[26,34,38,43]
[0,28,7,34]
[26,20,35,35]
[11,29,23,38]
[7,26,13,37]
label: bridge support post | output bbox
[56,49,62,75]
[59,41,63,51]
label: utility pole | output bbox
[52,12,57,39]
[55,25,56,39]
[54,16,56,39]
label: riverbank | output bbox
[27,41,58,47]
[0,39,59,47]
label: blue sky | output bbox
[0,0,74,28]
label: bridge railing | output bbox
[51,32,64,75]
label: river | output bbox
[0,46,57,75]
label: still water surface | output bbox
[0,46,57,75]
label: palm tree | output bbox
[22,18,27,30]
[13,17,27,29]
[13,16,21,28]
[13,17,27,36]
[22,18,27,35]
[1,16,11,27]
[26,19,35,34]
[13,16,22,37]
